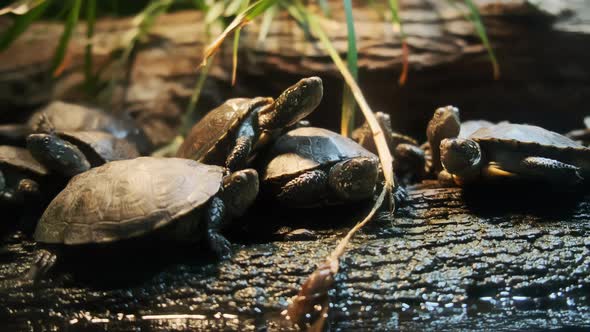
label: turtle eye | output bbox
[43,137,51,145]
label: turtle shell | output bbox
[176,97,272,164]
[28,101,152,154]
[263,127,377,182]
[469,123,590,175]
[0,145,48,177]
[34,157,224,245]
[58,131,140,167]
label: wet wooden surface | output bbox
[0,183,588,331]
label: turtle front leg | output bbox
[277,170,328,206]
[520,156,583,185]
[205,196,232,260]
[226,113,258,171]
[25,249,58,281]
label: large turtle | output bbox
[0,101,152,154]
[27,157,259,279]
[437,119,590,186]
[260,127,405,207]
[176,77,323,171]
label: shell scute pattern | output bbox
[34,157,224,245]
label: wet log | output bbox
[0,183,588,330]
[1,1,589,146]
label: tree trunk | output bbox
[1,1,589,146]
[0,183,588,330]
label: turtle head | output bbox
[222,168,259,217]
[439,138,482,178]
[259,76,323,130]
[329,156,379,201]
[426,106,461,173]
[26,133,90,178]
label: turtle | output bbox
[436,118,590,186]
[176,77,323,171]
[260,127,405,207]
[424,106,496,180]
[0,101,152,154]
[26,130,140,178]
[352,112,426,184]
[27,157,259,280]
[565,116,590,146]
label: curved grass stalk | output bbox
[340,0,358,138]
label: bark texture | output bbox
[0,183,588,330]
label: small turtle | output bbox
[0,145,48,207]
[566,116,590,146]
[437,118,590,186]
[260,127,405,207]
[27,130,140,178]
[176,77,323,171]
[424,107,495,179]
[353,112,426,184]
[27,157,259,279]
[0,101,152,154]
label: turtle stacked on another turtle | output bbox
[177,77,323,171]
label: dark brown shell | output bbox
[58,131,140,166]
[176,98,272,164]
[34,157,224,245]
[28,101,152,154]
[0,145,48,176]
[263,127,377,181]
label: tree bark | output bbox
[1,1,589,146]
[0,183,588,330]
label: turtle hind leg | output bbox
[520,156,583,185]
[25,249,58,282]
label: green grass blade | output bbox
[387,0,408,84]
[52,0,82,77]
[85,0,97,92]
[231,0,250,86]
[0,0,51,50]
[318,0,331,17]
[183,54,215,134]
[340,0,357,137]
[287,0,396,204]
[461,0,500,79]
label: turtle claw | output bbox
[25,249,57,281]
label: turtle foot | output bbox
[25,249,57,281]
